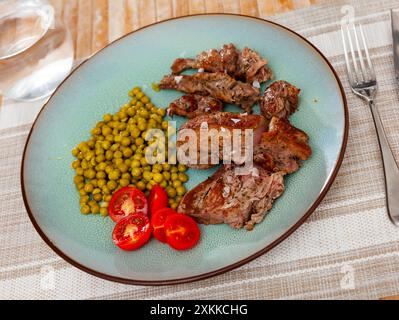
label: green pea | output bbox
[119,137,130,147]
[91,127,101,135]
[170,202,178,209]
[120,179,130,187]
[109,170,120,180]
[131,167,142,178]
[110,143,120,151]
[97,179,107,188]
[71,160,80,169]
[96,162,106,171]
[136,181,146,191]
[153,173,163,183]
[114,151,123,159]
[102,141,111,150]
[114,158,124,166]
[104,194,112,202]
[80,195,90,204]
[91,204,100,214]
[84,169,96,179]
[131,159,141,168]
[118,163,129,173]
[176,186,186,196]
[105,165,113,174]
[152,164,163,173]
[178,173,188,183]
[102,186,111,195]
[124,159,132,167]
[121,172,131,180]
[103,114,112,122]
[178,164,187,172]
[102,126,112,136]
[122,148,133,158]
[162,171,171,181]
[166,187,177,198]
[84,184,94,193]
[96,155,105,163]
[107,180,118,191]
[173,180,182,188]
[143,171,153,181]
[105,135,114,142]
[100,207,108,217]
[105,150,113,160]
[171,166,178,173]
[160,180,168,188]
[140,157,147,166]
[157,108,166,117]
[131,127,141,138]
[81,205,91,215]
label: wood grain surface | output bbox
[48,0,320,59]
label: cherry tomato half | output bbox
[108,186,148,222]
[151,208,176,243]
[164,213,200,250]
[148,185,168,217]
[112,214,152,251]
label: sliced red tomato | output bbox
[164,213,200,250]
[151,208,176,243]
[112,214,152,251]
[108,186,148,222]
[148,185,168,217]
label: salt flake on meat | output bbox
[174,76,183,84]
[252,80,260,88]
[200,122,208,129]
[222,185,230,198]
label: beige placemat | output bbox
[2,0,399,299]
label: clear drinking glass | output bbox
[0,0,74,101]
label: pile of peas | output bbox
[71,87,189,216]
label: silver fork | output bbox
[341,23,399,226]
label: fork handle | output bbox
[369,101,399,225]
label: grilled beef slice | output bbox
[159,72,260,113]
[178,164,285,230]
[260,80,300,119]
[254,117,312,174]
[176,112,267,169]
[170,43,273,84]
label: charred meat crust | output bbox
[254,117,312,174]
[178,164,285,230]
[167,94,223,119]
[159,72,260,113]
[170,44,273,84]
[261,80,300,119]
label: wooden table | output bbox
[48,0,320,60]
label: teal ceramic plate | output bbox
[22,14,348,285]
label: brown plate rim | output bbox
[21,13,349,286]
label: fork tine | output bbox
[341,26,354,83]
[352,24,367,80]
[359,24,376,80]
[345,24,360,83]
